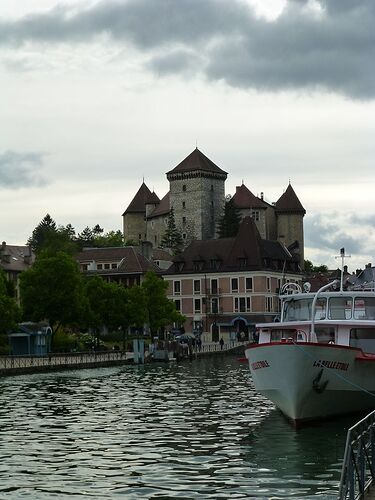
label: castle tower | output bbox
[275,183,305,269]
[166,148,227,243]
[122,182,159,243]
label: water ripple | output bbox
[0,356,353,498]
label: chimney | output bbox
[1,241,6,253]
[141,240,153,260]
[260,192,264,200]
[366,263,372,269]
[344,265,348,273]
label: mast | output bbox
[335,247,351,291]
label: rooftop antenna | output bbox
[335,247,351,291]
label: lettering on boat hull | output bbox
[313,360,349,371]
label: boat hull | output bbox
[245,342,375,424]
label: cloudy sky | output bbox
[1,0,374,270]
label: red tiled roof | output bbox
[166,216,300,275]
[275,184,305,214]
[152,248,173,261]
[166,148,227,176]
[76,246,160,274]
[232,184,268,209]
[122,182,160,215]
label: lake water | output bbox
[0,355,355,499]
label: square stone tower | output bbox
[166,148,227,243]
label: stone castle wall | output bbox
[169,174,225,242]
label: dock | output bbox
[0,341,246,376]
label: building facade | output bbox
[163,217,302,342]
[76,246,164,287]
[0,242,34,303]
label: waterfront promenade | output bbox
[0,341,245,376]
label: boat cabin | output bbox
[257,291,375,353]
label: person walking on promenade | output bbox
[219,337,224,350]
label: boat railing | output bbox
[338,410,375,499]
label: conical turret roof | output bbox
[275,184,305,214]
[122,182,160,215]
[166,148,227,177]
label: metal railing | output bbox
[339,410,375,499]
[0,351,132,371]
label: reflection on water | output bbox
[0,356,355,498]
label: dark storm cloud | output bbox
[0,151,46,188]
[0,0,374,99]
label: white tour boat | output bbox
[245,270,375,425]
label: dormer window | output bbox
[175,261,184,272]
[238,257,248,268]
[193,260,204,271]
[209,259,220,270]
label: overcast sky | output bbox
[1,0,374,271]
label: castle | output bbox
[122,148,306,268]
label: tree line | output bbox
[0,214,185,351]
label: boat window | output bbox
[270,329,297,342]
[354,297,375,320]
[314,298,327,320]
[328,297,352,320]
[350,328,375,350]
[283,299,311,321]
[315,327,335,344]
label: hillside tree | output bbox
[217,198,242,238]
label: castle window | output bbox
[211,279,218,294]
[174,281,181,295]
[154,235,157,243]
[246,277,253,291]
[234,297,251,313]
[182,233,187,239]
[182,217,186,225]
[194,298,201,313]
[211,298,219,314]
[211,184,214,191]
[231,278,239,292]
[182,201,186,209]
[138,234,142,240]
[251,210,260,221]
[182,184,186,192]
